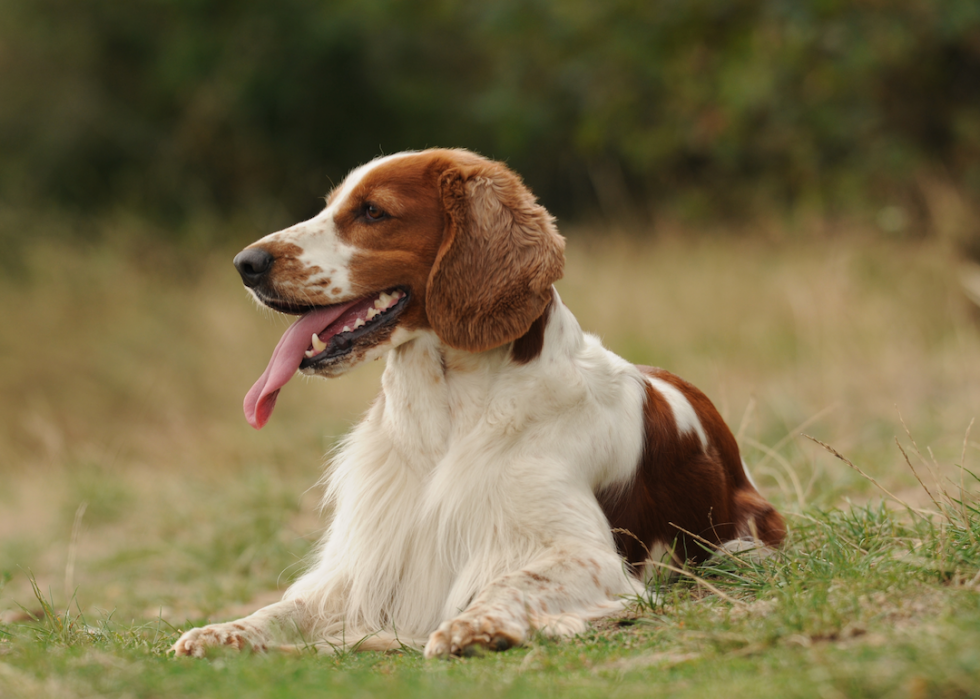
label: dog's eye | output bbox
[364,204,386,221]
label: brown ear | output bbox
[426,159,565,353]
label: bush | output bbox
[1,0,979,234]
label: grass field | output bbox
[1,222,979,697]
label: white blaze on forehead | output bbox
[292,152,420,294]
[646,377,708,450]
[328,151,419,213]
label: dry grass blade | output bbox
[742,437,806,510]
[897,411,948,513]
[735,395,756,443]
[751,404,837,472]
[611,527,652,563]
[642,560,747,608]
[785,511,870,555]
[958,418,974,526]
[895,439,944,517]
[64,502,87,605]
[897,410,979,527]
[668,522,726,558]
[802,434,937,517]
[613,525,748,608]
[667,522,765,567]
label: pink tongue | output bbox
[244,302,359,429]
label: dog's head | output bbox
[237,148,565,428]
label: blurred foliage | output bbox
[1,0,979,237]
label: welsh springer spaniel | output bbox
[172,149,784,658]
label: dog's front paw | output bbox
[424,612,526,659]
[171,622,269,658]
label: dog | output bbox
[172,148,785,658]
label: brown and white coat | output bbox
[172,149,785,659]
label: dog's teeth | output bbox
[342,325,352,333]
[354,318,365,329]
[304,349,316,358]
[372,290,403,312]
[366,308,379,320]
[311,334,327,353]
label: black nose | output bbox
[233,248,274,287]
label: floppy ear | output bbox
[426,160,565,353]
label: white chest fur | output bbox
[286,299,646,637]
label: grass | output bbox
[1,221,979,697]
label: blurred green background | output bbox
[2,0,979,244]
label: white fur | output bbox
[287,297,647,643]
[172,291,657,657]
[645,376,708,450]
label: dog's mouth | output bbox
[299,288,408,368]
[244,287,410,430]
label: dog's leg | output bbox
[171,598,310,657]
[424,546,638,658]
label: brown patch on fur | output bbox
[511,294,553,364]
[525,571,551,584]
[429,158,565,352]
[252,241,324,288]
[341,152,471,335]
[597,367,785,569]
[240,239,332,304]
[256,240,303,259]
[732,488,787,545]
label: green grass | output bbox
[2,226,979,697]
[3,482,978,698]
